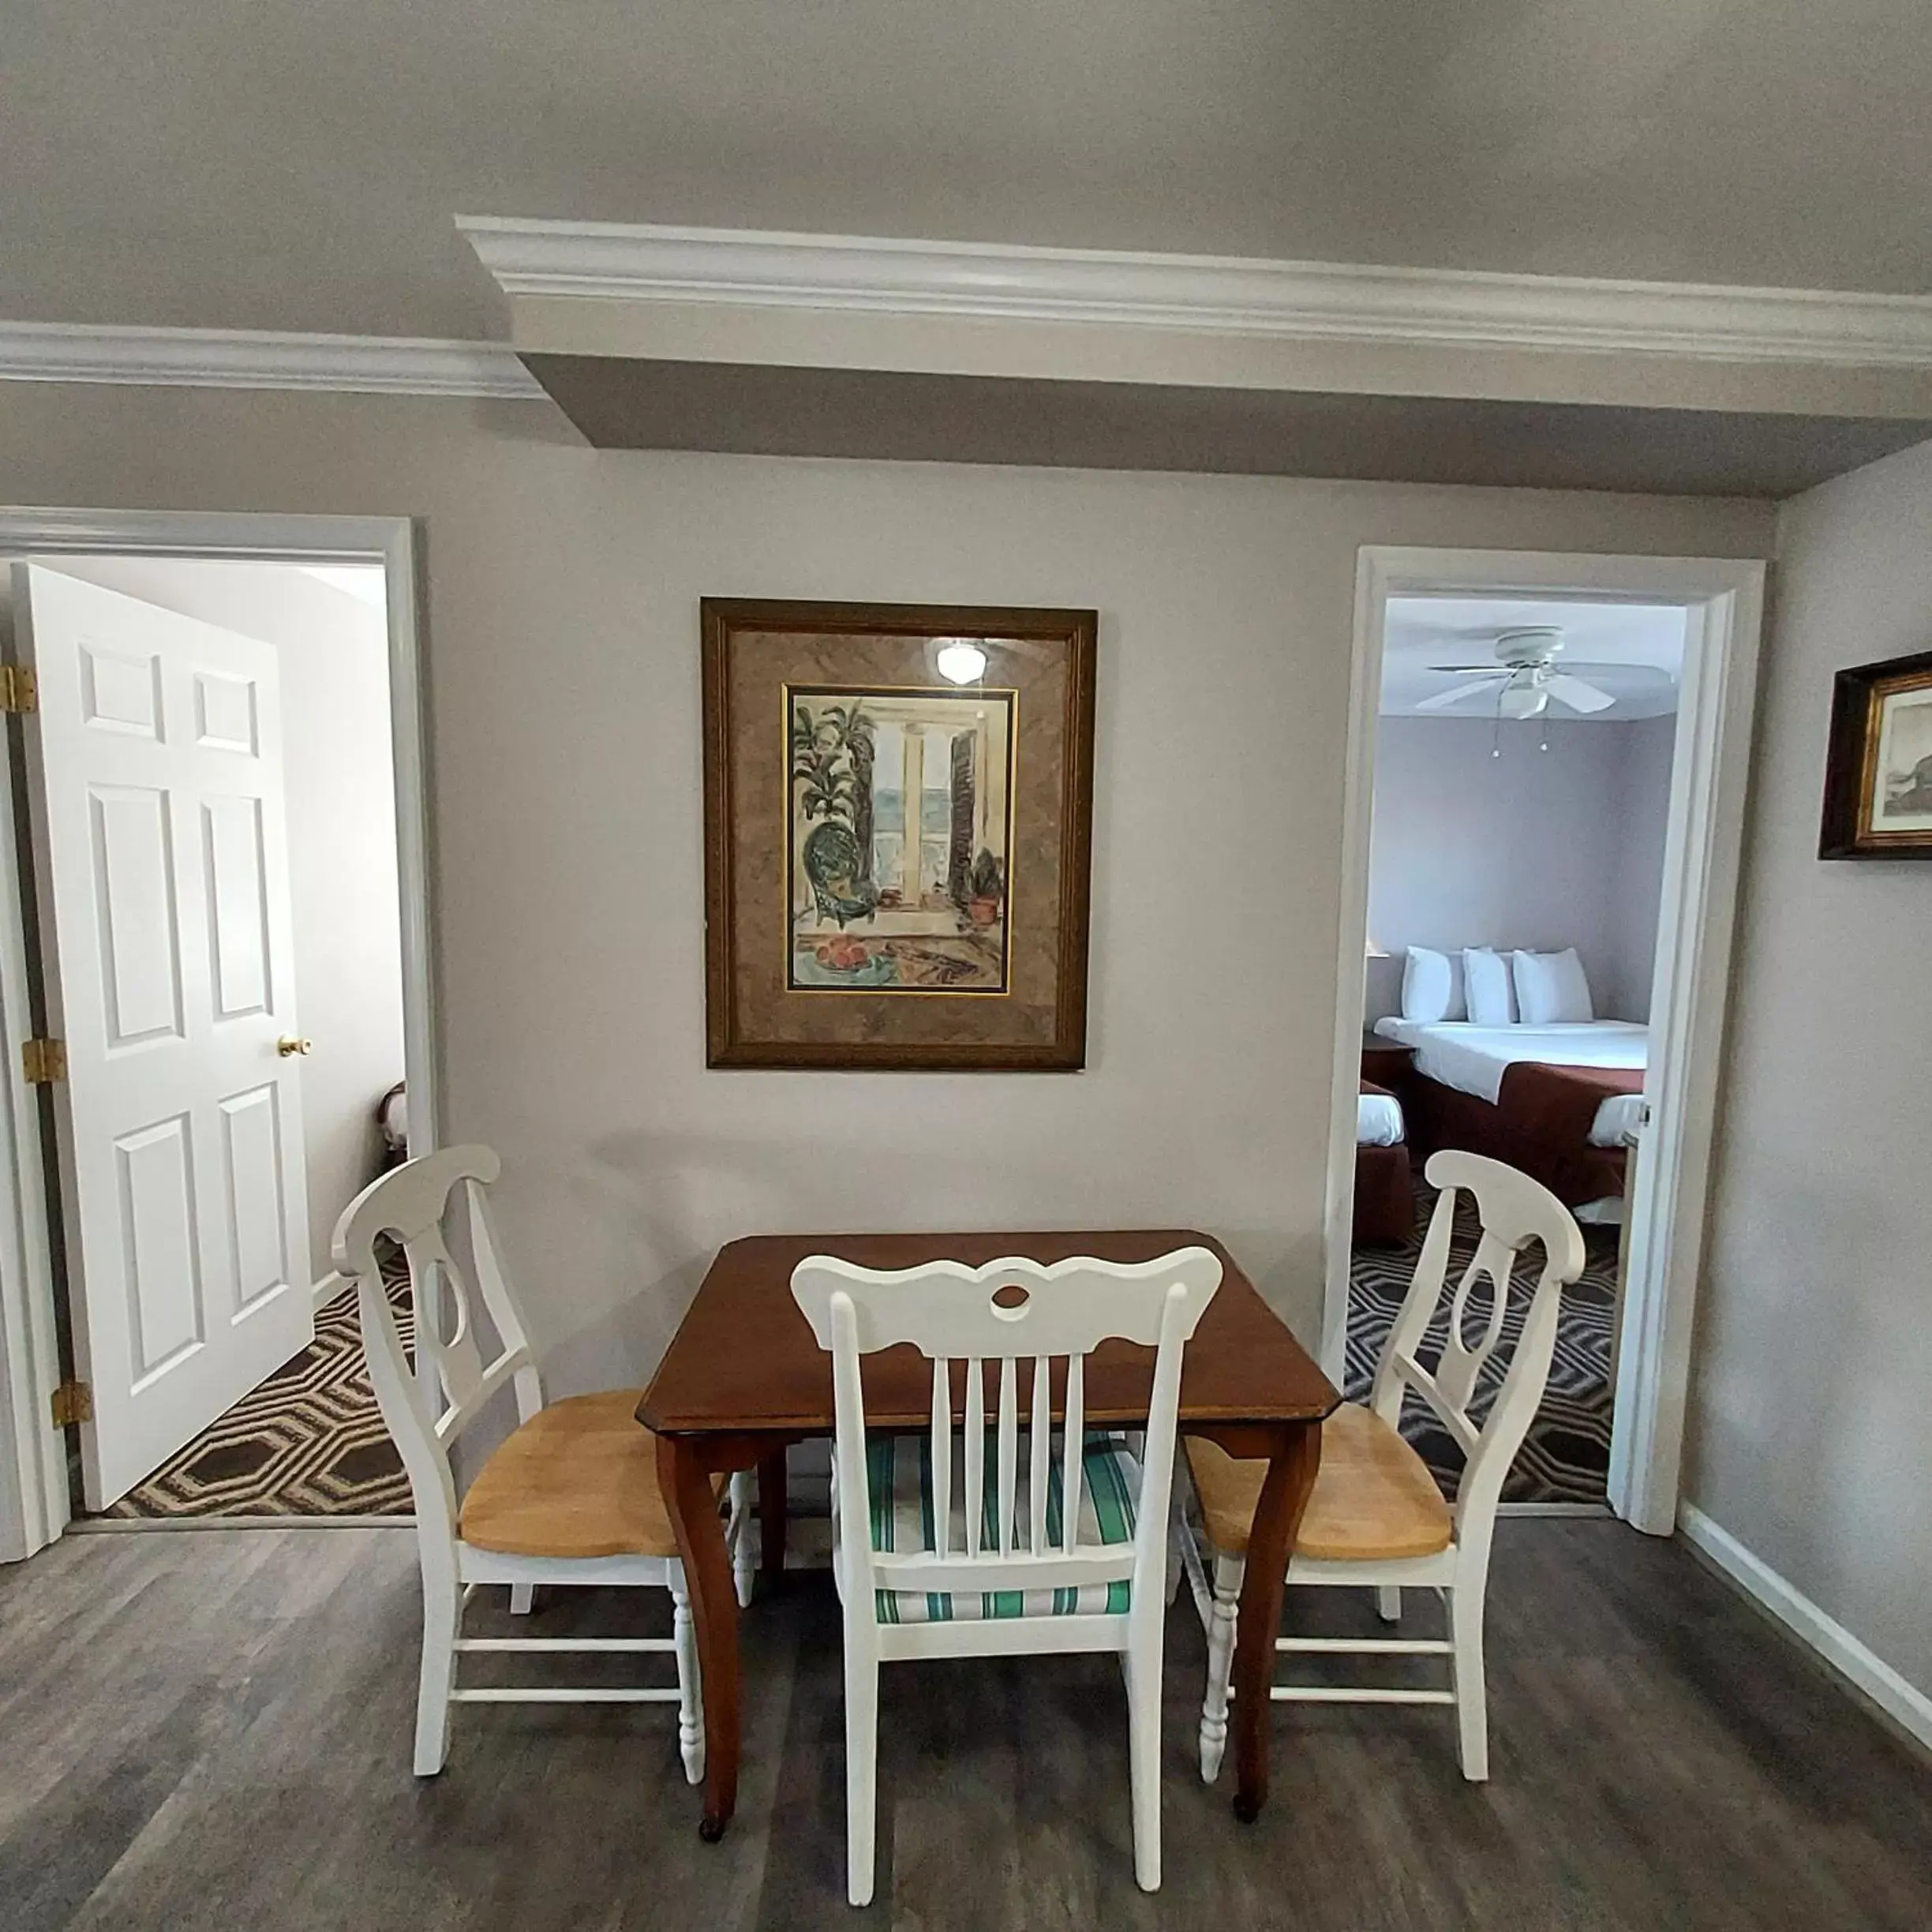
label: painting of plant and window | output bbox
[787,685,1015,992]
[702,598,1092,1070]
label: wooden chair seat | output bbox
[459,1390,688,1559]
[1186,1401,1452,1562]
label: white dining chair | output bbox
[791,1246,1222,1905]
[335,1144,744,1780]
[1180,1150,1585,1782]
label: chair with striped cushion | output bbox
[791,1248,1222,1906]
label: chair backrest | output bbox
[1369,1150,1586,1548]
[791,1249,1222,1631]
[331,1145,543,1538]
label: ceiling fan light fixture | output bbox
[1499,681,1549,720]
[1495,625,1567,666]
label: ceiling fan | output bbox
[1414,626,1668,719]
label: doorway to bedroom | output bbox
[1328,549,1766,1535]
[1350,596,1683,1509]
[0,532,429,1541]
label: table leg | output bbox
[658,1433,741,1840]
[1230,1420,1323,1824]
[758,1449,789,1582]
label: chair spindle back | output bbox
[792,1249,1221,1624]
[1370,1149,1587,1539]
[332,1146,543,1539]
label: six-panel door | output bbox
[14,565,313,1507]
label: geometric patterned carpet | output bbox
[103,1253,414,1520]
[1346,1181,1619,1507]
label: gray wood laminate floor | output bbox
[2,1522,1927,1930]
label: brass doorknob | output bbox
[276,1035,313,1058]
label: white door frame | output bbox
[0,508,438,1560]
[1325,546,1766,1536]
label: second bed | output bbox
[1371,1017,1648,1222]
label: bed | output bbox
[1371,1018,1646,1221]
[1354,1080,1413,1244]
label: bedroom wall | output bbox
[20,555,406,1285]
[0,383,1772,1398]
[1600,713,1678,1023]
[1687,433,1932,1715]
[1365,713,1675,1023]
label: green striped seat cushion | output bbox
[865,1432,1141,1625]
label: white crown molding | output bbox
[458,215,1932,371]
[0,320,542,397]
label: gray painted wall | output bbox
[1365,713,1674,1023]
[1689,435,1932,1709]
[0,383,1773,1394]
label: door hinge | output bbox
[0,665,38,714]
[21,1037,66,1084]
[51,1379,92,1428]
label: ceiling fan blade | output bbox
[1413,677,1504,713]
[1558,661,1677,685]
[1544,673,1616,713]
[1425,665,1515,674]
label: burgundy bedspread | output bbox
[1497,1061,1644,1205]
[1405,1061,1643,1208]
[1354,1078,1413,1244]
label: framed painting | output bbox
[1820,648,1932,859]
[702,598,1097,1069]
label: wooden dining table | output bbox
[637,1229,1338,1839]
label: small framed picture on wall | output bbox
[1820,649,1932,859]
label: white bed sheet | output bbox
[1372,1017,1646,1147]
[1357,1089,1405,1147]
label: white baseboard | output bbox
[310,1270,350,1312]
[1498,1501,1612,1518]
[1678,1502,1932,1753]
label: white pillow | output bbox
[1512,948,1595,1025]
[1462,947,1518,1026]
[1401,946,1466,1023]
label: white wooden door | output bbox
[13,565,313,1507]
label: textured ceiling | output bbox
[4,1,1931,339]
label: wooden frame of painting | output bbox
[702,598,1097,1069]
[1819,648,1932,859]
